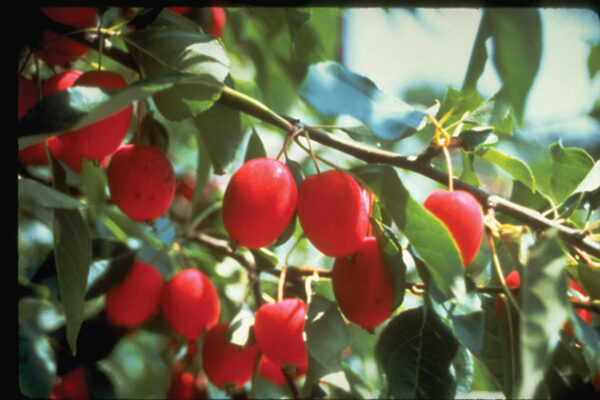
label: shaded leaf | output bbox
[301,295,349,397]
[84,239,136,300]
[18,178,82,209]
[301,61,427,141]
[244,129,267,162]
[375,306,459,399]
[372,220,407,311]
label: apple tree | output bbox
[17,6,600,399]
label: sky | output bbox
[342,8,600,133]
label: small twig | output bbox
[281,368,300,400]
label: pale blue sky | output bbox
[342,8,599,131]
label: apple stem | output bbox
[443,146,453,192]
[302,130,321,174]
[276,128,304,161]
[277,267,287,302]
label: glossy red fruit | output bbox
[36,30,89,67]
[42,69,84,98]
[105,261,164,327]
[332,236,394,331]
[162,269,220,339]
[258,355,307,386]
[222,158,297,249]
[167,372,199,400]
[41,7,97,28]
[50,365,89,400]
[495,270,521,315]
[254,298,307,370]
[297,170,370,257]
[423,189,483,267]
[210,7,226,37]
[107,144,176,222]
[202,322,260,390]
[48,70,132,173]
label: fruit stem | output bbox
[276,128,304,161]
[277,267,287,302]
[442,146,454,192]
[305,272,319,305]
[486,231,522,316]
[302,130,321,174]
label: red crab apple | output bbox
[41,7,97,28]
[423,189,483,267]
[105,261,164,327]
[202,322,260,390]
[254,298,308,370]
[297,169,370,257]
[36,30,89,67]
[564,279,593,338]
[258,354,307,386]
[107,144,176,222]
[19,70,84,166]
[494,270,521,316]
[50,365,89,400]
[210,7,226,37]
[222,158,297,249]
[161,269,220,339]
[332,236,394,331]
[168,7,194,15]
[48,70,132,173]
[167,372,200,400]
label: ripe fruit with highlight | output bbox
[49,70,132,173]
[254,298,307,370]
[105,261,164,327]
[222,158,297,249]
[107,144,176,222]
[332,236,394,331]
[423,189,483,267]
[297,169,370,257]
[161,269,220,339]
[202,323,260,390]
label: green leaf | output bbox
[460,150,481,187]
[80,159,108,217]
[193,101,243,175]
[451,345,474,396]
[300,61,428,141]
[475,148,536,192]
[18,331,56,398]
[544,337,595,398]
[84,239,136,300]
[18,178,83,209]
[352,165,466,302]
[466,90,515,135]
[375,306,460,398]
[126,27,230,120]
[518,232,569,399]
[225,304,255,348]
[509,180,552,214]
[138,114,169,152]
[428,282,484,356]
[18,74,221,149]
[53,208,92,356]
[549,141,595,204]
[372,220,407,311]
[588,41,600,79]
[463,9,542,125]
[301,294,349,398]
[244,128,267,162]
[438,86,484,130]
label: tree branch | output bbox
[216,89,600,259]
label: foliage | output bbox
[18,6,599,399]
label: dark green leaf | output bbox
[272,215,297,248]
[509,180,552,214]
[372,220,407,311]
[352,165,466,302]
[126,27,229,120]
[518,232,569,398]
[588,41,600,79]
[485,9,542,125]
[550,141,595,204]
[18,74,221,149]
[301,294,349,397]
[301,61,427,141]
[460,150,481,187]
[18,178,82,209]
[193,101,243,175]
[138,114,169,152]
[375,306,459,398]
[244,129,267,162]
[84,239,136,300]
[451,345,474,396]
[80,159,108,217]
